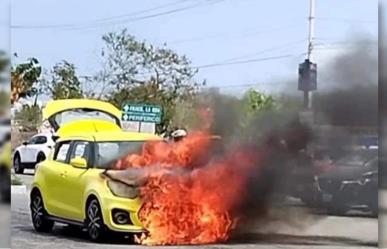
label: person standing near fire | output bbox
[171,128,187,142]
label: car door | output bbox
[18,136,36,163]
[43,140,72,218]
[29,136,48,162]
[57,140,92,221]
[22,136,47,163]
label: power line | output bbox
[166,22,303,45]
[86,0,193,23]
[201,80,290,89]
[11,0,224,31]
[218,38,306,63]
[316,17,377,23]
[314,41,377,50]
[194,54,300,69]
[11,0,191,29]
[201,83,264,89]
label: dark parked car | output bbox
[316,155,378,216]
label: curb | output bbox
[11,185,27,195]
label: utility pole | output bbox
[307,0,315,61]
[298,0,317,126]
[298,0,317,111]
[305,0,315,109]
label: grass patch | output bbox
[11,173,23,185]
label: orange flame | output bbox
[115,132,265,245]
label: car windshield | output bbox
[335,150,377,167]
[54,109,118,127]
[94,141,145,169]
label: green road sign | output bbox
[122,103,163,124]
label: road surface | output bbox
[11,172,378,249]
[0,203,10,248]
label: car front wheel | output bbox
[30,191,54,233]
[85,198,106,242]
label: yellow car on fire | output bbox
[30,99,160,241]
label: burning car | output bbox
[30,123,161,241]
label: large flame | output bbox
[114,132,265,245]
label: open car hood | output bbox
[102,169,148,187]
[42,99,122,132]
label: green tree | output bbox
[42,61,83,100]
[239,89,275,128]
[11,57,41,104]
[97,29,200,133]
[243,88,276,114]
[14,104,42,132]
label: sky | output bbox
[6,0,378,96]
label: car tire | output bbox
[327,195,348,216]
[36,153,46,166]
[30,190,54,233]
[13,154,24,174]
[85,198,106,242]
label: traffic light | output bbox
[298,59,317,91]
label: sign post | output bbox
[121,103,163,134]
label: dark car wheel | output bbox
[13,154,24,174]
[327,194,348,216]
[36,153,46,165]
[30,191,54,233]
[85,198,106,242]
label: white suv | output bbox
[13,133,55,174]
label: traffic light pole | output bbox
[304,90,310,109]
[304,0,315,110]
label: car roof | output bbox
[58,131,161,142]
[31,133,53,139]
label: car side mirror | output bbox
[22,141,28,146]
[70,157,88,169]
[52,135,59,142]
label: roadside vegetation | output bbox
[11,29,283,134]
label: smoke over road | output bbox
[314,34,377,127]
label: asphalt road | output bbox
[0,203,10,248]
[11,172,378,249]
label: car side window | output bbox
[54,142,71,163]
[70,141,90,161]
[28,136,39,145]
[35,136,47,145]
